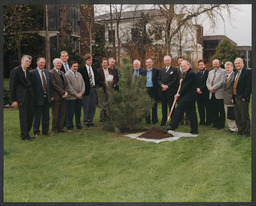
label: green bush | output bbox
[97,57,154,133]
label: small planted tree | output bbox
[97,57,154,133]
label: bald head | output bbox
[212,59,220,70]
[234,58,244,70]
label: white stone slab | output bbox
[125,130,197,143]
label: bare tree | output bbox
[155,4,233,55]
[59,4,72,46]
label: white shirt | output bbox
[103,68,109,81]
[86,65,95,86]
[63,62,70,72]
[37,67,47,89]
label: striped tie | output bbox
[233,71,240,95]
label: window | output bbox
[108,30,115,43]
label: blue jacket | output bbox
[233,67,252,102]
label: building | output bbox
[95,9,203,66]
[203,35,251,68]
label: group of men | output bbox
[9,52,118,141]
[9,51,251,141]
[132,56,251,136]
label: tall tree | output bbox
[211,39,240,64]
[59,4,72,47]
[156,4,233,55]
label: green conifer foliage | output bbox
[97,58,154,133]
[211,38,241,64]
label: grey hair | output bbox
[212,59,220,64]
[21,55,32,61]
[234,57,244,63]
[181,60,191,67]
[108,57,116,62]
[53,58,62,65]
[224,61,233,67]
[133,59,141,65]
[163,55,172,61]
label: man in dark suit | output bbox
[31,57,54,137]
[60,51,70,73]
[196,59,210,125]
[158,55,179,126]
[49,58,68,133]
[165,60,198,134]
[140,58,159,125]
[9,55,35,141]
[78,54,98,127]
[97,58,117,123]
[108,57,119,90]
[232,57,252,137]
[132,59,142,80]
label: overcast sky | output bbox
[95,4,252,46]
[202,4,252,46]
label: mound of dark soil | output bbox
[138,127,174,139]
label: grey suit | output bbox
[206,67,226,128]
[223,71,238,132]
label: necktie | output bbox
[88,67,94,87]
[233,71,240,95]
[74,72,77,78]
[65,63,69,72]
[211,70,217,86]
[166,67,169,73]
[24,70,27,78]
[41,70,47,92]
[200,71,204,79]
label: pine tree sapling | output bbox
[97,57,154,133]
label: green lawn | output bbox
[3,105,251,202]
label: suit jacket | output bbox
[60,62,69,73]
[78,65,98,96]
[178,68,197,102]
[132,68,142,76]
[196,69,209,99]
[140,67,159,99]
[223,72,235,105]
[49,68,68,101]
[233,67,252,102]
[65,70,85,100]
[9,66,35,107]
[206,67,226,99]
[158,66,179,98]
[177,66,183,79]
[30,68,53,105]
[97,67,117,89]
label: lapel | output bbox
[18,66,29,86]
[237,67,245,87]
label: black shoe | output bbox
[205,123,211,126]
[242,134,250,137]
[199,122,205,125]
[89,123,95,127]
[164,126,175,132]
[29,135,35,139]
[160,122,166,126]
[190,131,198,134]
[85,124,90,128]
[217,127,224,130]
[22,136,33,141]
[228,130,235,133]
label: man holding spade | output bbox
[165,60,198,134]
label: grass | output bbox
[3,104,252,202]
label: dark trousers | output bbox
[234,97,250,135]
[170,100,198,133]
[161,92,174,124]
[82,88,96,125]
[66,99,82,130]
[18,94,34,139]
[209,93,225,128]
[145,87,158,124]
[33,98,50,135]
[51,100,66,132]
[197,96,210,124]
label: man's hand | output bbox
[161,84,168,91]
[51,97,54,101]
[197,88,202,94]
[76,93,82,99]
[179,79,183,84]
[62,92,68,98]
[209,87,215,93]
[12,101,18,108]
[174,94,179,100]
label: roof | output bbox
[95,9,163,22]
[203,35,237,46]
